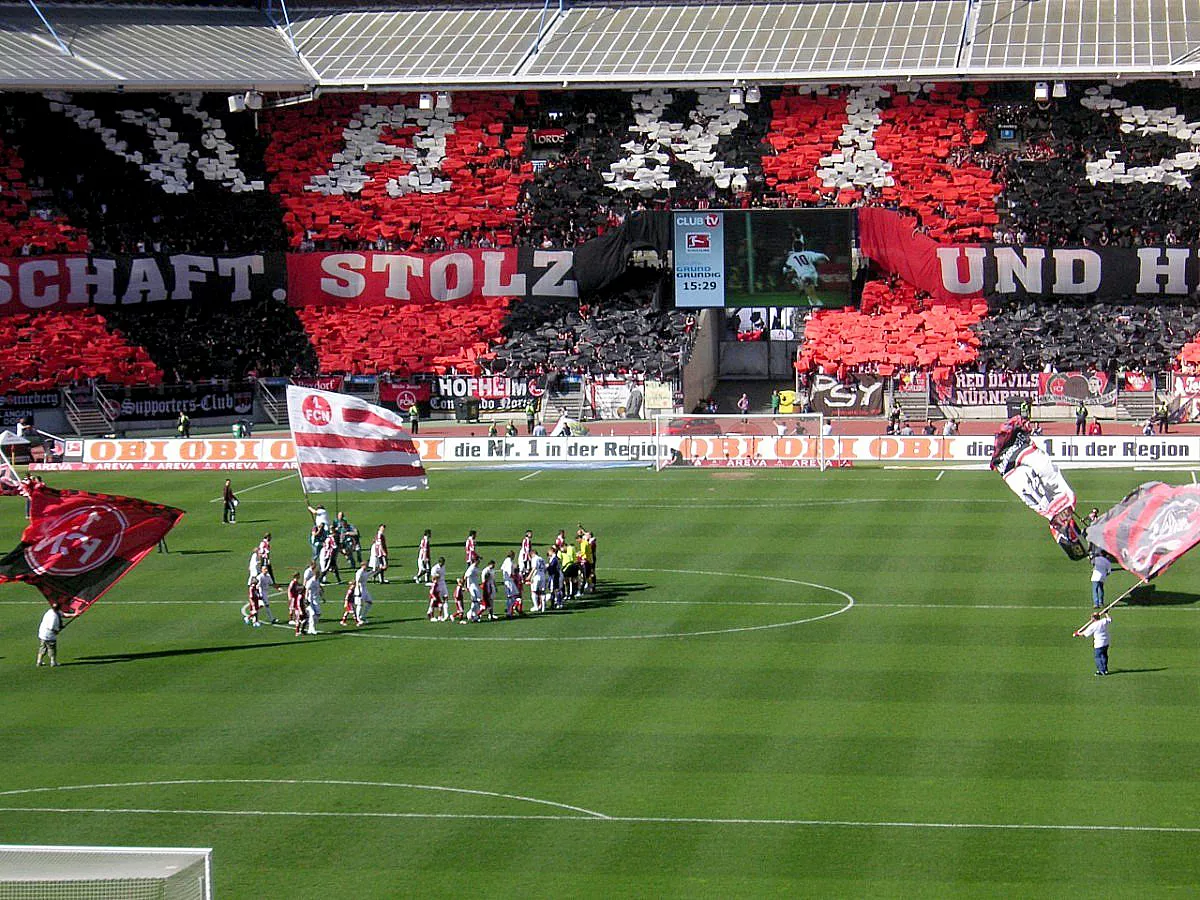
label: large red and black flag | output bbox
[0,481,184,615]
[1086,482,1200,583]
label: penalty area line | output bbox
[209,472,297,503]
[0,806,1194,835]
[518,470,542,482]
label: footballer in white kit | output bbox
[415,529,431,583]
[257,569,277,624]
[353,563,373,625]
[304,569,323,634]
[530,551,549,613]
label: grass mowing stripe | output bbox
[1,467,1196,896]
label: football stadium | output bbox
[2,1,1200,896]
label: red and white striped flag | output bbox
[286,386,427,493]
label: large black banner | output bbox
[938,245,1200,301]
[105,383,255,423]
[0,253,287,315]
[937,371,1039,407]
[808,373,884,417]
[0,390,60,426]
[428,374,544,414]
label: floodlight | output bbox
[244,90,263,110]
[418,92,434,110]
[227,93,246,113]
[1033,81,1050,102]
[729,86,744,106]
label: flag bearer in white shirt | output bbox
[1074,612,1112,676]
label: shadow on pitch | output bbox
[491,580,652,620]
[69,638,345,665]
[1125,586,1200,606]
[177,549,231,556]
[1108,667,1169,676]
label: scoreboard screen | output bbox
[673,208,856,310]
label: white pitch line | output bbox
[883,464,990,471]
[936,470,944,481]
[0,601,1186,613]
[1193,471,1197,485]
[1,779,1193,835]
[241,497,1014,508]
[0,805,1194,835]
[208,472,297,503]
[518,470,542,482]
[0,778,608,819]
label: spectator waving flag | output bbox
[286,386,427,493]
[1086,482,1200,582]
[0,481,184,616]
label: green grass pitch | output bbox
[1,465,1198,897]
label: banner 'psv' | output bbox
[0,482,184,615]
[286,386,427,493]
[1087,482,1200,582]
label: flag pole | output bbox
[1072,580,1142,635]
[297,459,311,507]
[333,457,340,515]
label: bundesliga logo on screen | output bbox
[686,233,711,252]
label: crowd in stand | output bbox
[3,80,1200,393]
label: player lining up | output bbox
[423,527,598,624]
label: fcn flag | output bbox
[1087,481,1200,582]
[286,386,427,493]
[0,482,184,615]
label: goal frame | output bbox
[654,412,828,470]
[0,845,213,900]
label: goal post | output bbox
[0,845,212,900]
[654,413,829,470]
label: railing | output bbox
[60,386,81,424]
[92,384,117,428]
[59,385,115,436]
[258,381,283,426]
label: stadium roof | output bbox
[518,2,967,84]
[963,0,1200,75]
[0,3,312,91]
[2,1,1198,94]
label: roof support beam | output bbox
[25,0,69,55]
[265,0,299,55]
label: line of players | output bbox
[421,527,598,623]
[239,519,597,632]
[241,512,390,634]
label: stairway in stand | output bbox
[540,378,587,422]
[62,388,114,437]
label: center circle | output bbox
[341,566,855,642]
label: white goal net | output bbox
[0,846,212,900]
[654,413,829,470]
